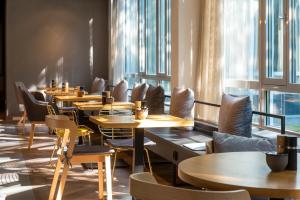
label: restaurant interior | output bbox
[1,0,300,199]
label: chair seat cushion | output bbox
[73,145,114,155]
[106,138,156,148]
[55,126,93,137]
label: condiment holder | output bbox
[135,100,148,120]
[77,86,85,97]
[266,135,298,172]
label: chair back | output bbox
[130,173,251,200]
[112,80,128,102]
[91,77,106,95]
[145,85,165,114]
[14,82,25,105]
[131,83,148,102]
[18,84,48,122]
[45,115,78,158]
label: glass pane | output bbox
[139,0,146,73]
[289,0,300,84]
[143,79,157,86]
[159,0,166,74]
[223,0,259,81]
[160,80,171,96]
[225,87,260,123]
[267,91,300,132]
[166,0,171,76]
[125,0,139,74]
[266,0,284,79]
[146,0,157,75]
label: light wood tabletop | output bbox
[54,95,102,102]
[73,102,134,111]
[44,90,77,96]
[90,114,194,173]
[89,115,194,129]
[178,152,300,199]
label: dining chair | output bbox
[112,80,128,102]
[47,105,94,166]
[18,83,48,149]
[90,77,106,95]
[14,82,27,134]
[45,115,114,200]
[99,127,154,176]
[130,172,251,200]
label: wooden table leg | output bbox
[133,128,144,173]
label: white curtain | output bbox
[195,0,224,124]
[109,0,126,85]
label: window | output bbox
[223,0,260,123]
[221,0,300,134]
[112,0,172,94]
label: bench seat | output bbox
[144,128,213,165]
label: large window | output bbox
[115,0,172,95]
[222,0,300,134]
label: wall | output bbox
[6,0,109,118]
[171,0,202,91]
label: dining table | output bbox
[178,152,300,199]
[89,114,194,172]
[73,101,135,111]
[54,94,102,102]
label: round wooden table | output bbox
[178,152,300,199]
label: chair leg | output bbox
[105,155,112,200]
[49,138,61,167]
[56,161,70,200]
[98,162,104,200]
[28,123,36,150]
[22,111,27,135]
[144,149,153,175]
[48,158,63,200]
[112,151,118,178]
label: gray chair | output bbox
[112,80,128,102]
[90,77,106,95]
[131,83,148,102]
[145,85,165,114]
[18,83,48,149]
[130,172,251,200]
[14,82,27,132]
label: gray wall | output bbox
[6,0,109,118]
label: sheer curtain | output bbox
[109,0,126,85]
[195,0,259,124]
[195,0,224,124]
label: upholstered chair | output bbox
[90,77,106,95]
[131,83,149,102]
[112,80,128,102]
[130,172,251,200]
[18,83,48,149]
[145,85,165,114]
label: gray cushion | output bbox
[213,131,275,153]
[131,83,149,102]
[112,80,128,102]
[218,94,252,137]
[170,87,194,120]
[90,77,105,95]
[145,85,165,114]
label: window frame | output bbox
[126,0,171,89]
[222,0,300,135]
